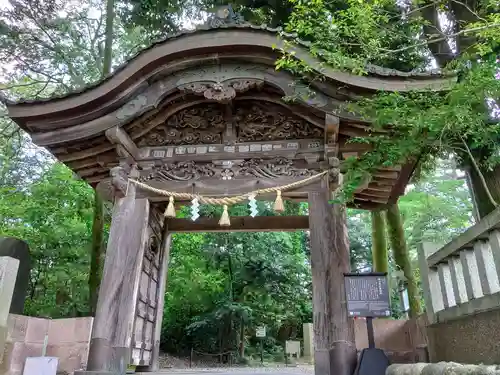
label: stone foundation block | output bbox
[386,362,500,375]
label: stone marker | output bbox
[303,323,313,361]
[23,357,58,375]
[0,256,20,363]
[285,340,301,358]
[0,237,31,314]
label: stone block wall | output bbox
[426,307,500,364]
[0,314,93,375]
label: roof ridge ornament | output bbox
[204,4,246,29]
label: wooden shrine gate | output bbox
[3,6,453,375]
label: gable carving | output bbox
[234,102,323,142]
[135,100,323,147]
[136,104,225,147]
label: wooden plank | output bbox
[355,193,388,204]
[166,215,309,233]
[427,206,500,268]
[145,230,172,371]
[308,193,356,375]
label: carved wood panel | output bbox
[234,101,323,142]
[136,104,226,147]
[138,157,318,182]
[130,223,163,367]
[134,100,324,148]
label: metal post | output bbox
[260,338,264,364]
[366,317,375,349]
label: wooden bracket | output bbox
[105,126,139,160]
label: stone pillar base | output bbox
[314,343,357,375]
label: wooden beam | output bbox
[105,126,139,159]
[166,215,309,232]
[87,185,150,372]
[388,159,419,203]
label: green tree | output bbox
[0,163,97,317]
[371,211,388,273]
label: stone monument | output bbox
[0,256,20,362]
[303,323,314,362]
[0,237,31,314]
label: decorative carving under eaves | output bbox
[238,158,315,178]
[178,79,264,104]
[136,105,225,147]
[140,157,316,182]
[234,102,323,142]
[141,161,217,182]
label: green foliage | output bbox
[118,0,293,38]
[0,163,98,317]
[278,0,500,204]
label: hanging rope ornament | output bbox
[273,190,285,213]
[219,205,231,226]
[164,196,176,218]
[130,170,329,226]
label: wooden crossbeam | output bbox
[166,215,309,233]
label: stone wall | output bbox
[0,314,93,375]
[426,308,500,364]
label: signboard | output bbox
[256,326,266,337]
[344,273,391,318]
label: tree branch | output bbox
[379,22,500,58]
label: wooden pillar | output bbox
[83,180,150,375]
[141,227,172,372]
[308,191,357,375]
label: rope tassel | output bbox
[273,190,285,213]
[219,205,231,226]
[164,196,176,218]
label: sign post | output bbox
[256,326,266,364]
[344,272,391,375]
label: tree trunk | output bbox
[102,0,115,76]
[239,317,245,358]
[88,0,114,319]
[88,191,104,316]
[385,203,421,318]
[467,164,500,218]
[371,210,388,273]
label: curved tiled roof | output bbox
[3,22,453,106]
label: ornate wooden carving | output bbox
[178,79,264,104]
[136,104,225,147]
[239,158,315,178]
[134,100,324,148]
[234,102,323,142]
[139,157,316,182]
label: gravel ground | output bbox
[143,367,315,375]
[152,354,314,375]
